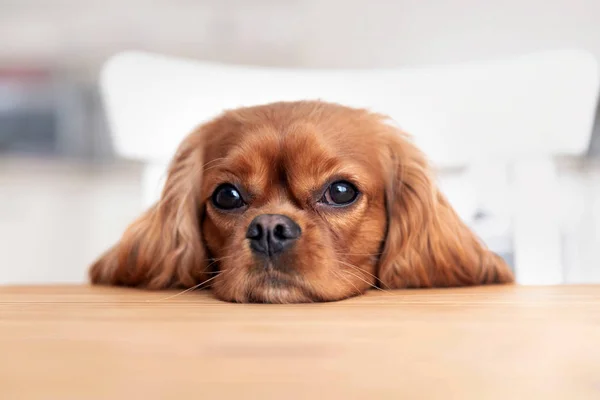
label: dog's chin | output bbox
[244,285,312,304]
[212,258,366,303]
[243,270,315,304]
[212,265,318,304]
[214,269,363,304]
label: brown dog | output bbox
[90,101,513,303]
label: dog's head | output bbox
[91,101,513,303]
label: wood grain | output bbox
[0,285,599,399]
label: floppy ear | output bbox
[89,129,208,289]
[377,129,514,288]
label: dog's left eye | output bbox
[212,184,245,210]
[320,181,359,206]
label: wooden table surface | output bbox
[0,285,599,399]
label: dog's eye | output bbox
[212,184,245,210]
[321,181,359,206]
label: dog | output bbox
[90,101,514,303]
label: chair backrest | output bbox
[100,49,599,169]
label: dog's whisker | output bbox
[202,157,227,169]
[337,252,383,257]
[150,259,234,302]
[338,268,395,296]
[335,259,393,291]
[203,163,227,173]
[332,270,363,297]
[335,259,377,279]
[204,255,235,270]
[150,270,230,302]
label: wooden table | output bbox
[1,285,599,399]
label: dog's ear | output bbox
[90,128,208,289]
[377,127,514,288]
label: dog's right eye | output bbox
[319,180,359,206]
[212,184,245,210]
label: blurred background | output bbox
[1,0,599,285]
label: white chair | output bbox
[99,49,599,285]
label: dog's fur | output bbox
[90,101,514,303]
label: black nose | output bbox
[246,214,301,257]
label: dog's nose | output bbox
[246,214,301,257]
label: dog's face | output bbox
[201,106,388,302]
[91,101,513,303]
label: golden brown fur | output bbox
[90,101,514,303]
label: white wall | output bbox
[1,0,600,71]
[300,0,600,67]
[0,158,143,284]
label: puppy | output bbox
[90,101,514,303]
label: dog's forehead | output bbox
[206,113,382,197]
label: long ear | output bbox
[89,129,208,289]
[377,129,514,288]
